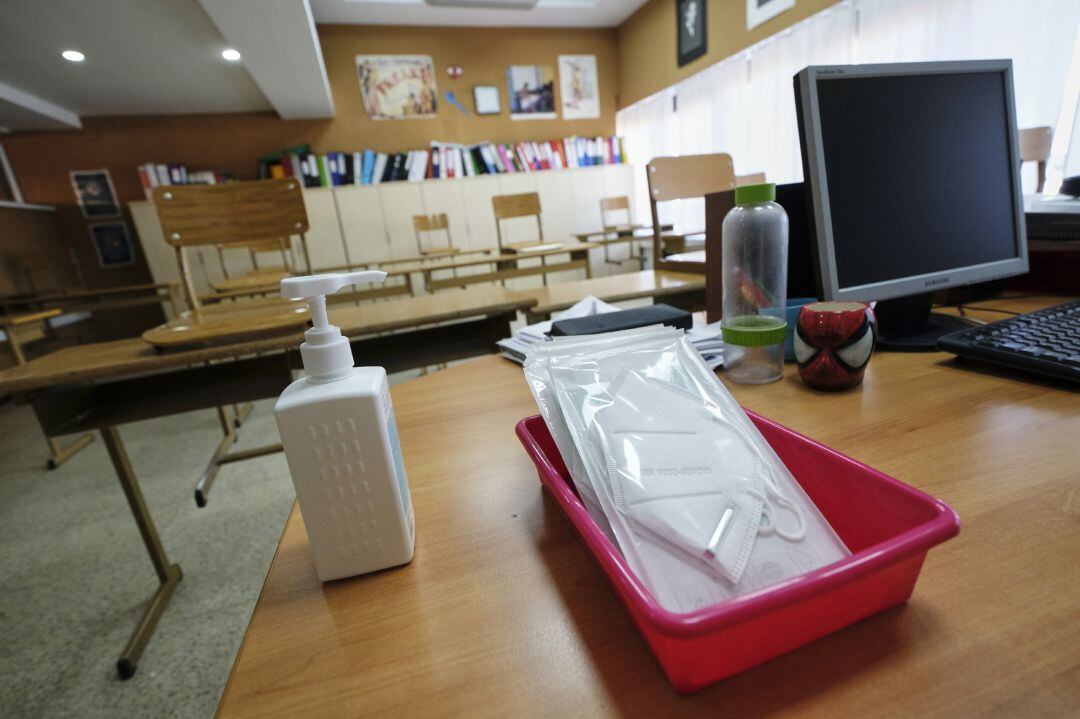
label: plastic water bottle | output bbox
[721,183,789,384]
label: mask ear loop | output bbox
[716,414,807,544]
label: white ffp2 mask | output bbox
[593,371,768,583]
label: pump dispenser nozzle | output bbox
[282,271,387,383]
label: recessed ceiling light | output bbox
[61,50,85,63]
[221,48,241,62]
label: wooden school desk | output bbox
[422,243,598,292]
[0,285,537,679]
[218,295,1079,717]
[523,269,706,323]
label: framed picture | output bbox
[677,0,708,67]
[558,55,600,120]
[356,55,438,120]
[507,65,556,120]
[473,85,501,115]
[70,169,120,219]
[747,0,795,30]
[88,222,135,269]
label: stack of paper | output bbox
[497,296,724,369]
[687,322,725,369]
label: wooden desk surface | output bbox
[218,296,1079,718]
[0,285,536,394]
[528,269,705,315]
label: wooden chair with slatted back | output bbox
[492,192,549,253]
[153,178,311,321]
[412,213,458,257]
[152,178,310,507]
[598,196,640,268]
[1019,126,1053,193]
[216,237,294,280]
[646,153,736,273]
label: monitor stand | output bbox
[874,292,975,351]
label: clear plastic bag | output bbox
[525,328,850,614]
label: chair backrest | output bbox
[646,154,735,203]
[412,213,453,254]
[645,153,735,271]
[736,172,767,187]
[1019,126,1053,193]
[154,178,307,248]
[153,178,310,314]
[215,237,293,278]
[492,192,543,250]
[600,196,632,231]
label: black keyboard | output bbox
[937,299,1080,383]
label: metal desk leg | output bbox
[194,406,282,507]
[101,425,183,680]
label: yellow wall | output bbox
[317,24,618,151]
[617,0,842,109]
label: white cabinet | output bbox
[419,181,468,252]
[300,188,349,270]
[458,176,501,250]
[336,186,391,264]
[376,183,426,259]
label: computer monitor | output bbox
[794,60,1029,350]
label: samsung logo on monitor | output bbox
[925,277,951,288]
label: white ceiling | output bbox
[0,0,271,124]
[0,0,333,132]
[310,0,650,28]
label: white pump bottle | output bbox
[274,271,415,582]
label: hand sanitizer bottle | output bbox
[274,271,415,582]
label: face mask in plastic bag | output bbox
[595,369,771,583]
[526,327,849,613]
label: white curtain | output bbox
[616,0,1080,221]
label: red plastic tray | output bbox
[516,411,960,692]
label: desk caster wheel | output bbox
[47,458,57,470]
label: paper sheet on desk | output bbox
[498,297,724,369]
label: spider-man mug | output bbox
[794,302,877,390]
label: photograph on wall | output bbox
[88,222,136,269]
[677,0,708,67]
[507,65,556,120]
[70,169,120,219]
[747,0,795,30]
[356,55,438,120]
[558,55,600,120]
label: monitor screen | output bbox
[800,63,1026,298]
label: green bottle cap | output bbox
[735,182,776,205]
[721,315,788,346]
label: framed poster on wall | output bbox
[558,55,600,120]
[677,0,708,67]
[70,169,120,219]
[747,0,795,30]
[507,65,556,120]
[356,55,438,120]
[88,222,135,269]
